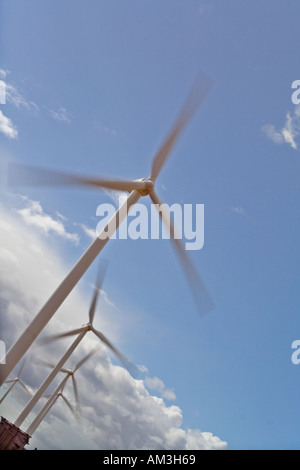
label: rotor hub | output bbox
[136,178,154,196]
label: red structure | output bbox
[0,416,30,450]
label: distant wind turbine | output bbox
[13,262,135,428]
[1,73,214,385]
[25,347,97,436]
[0,359,32,405]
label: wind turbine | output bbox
[25,348,97,437]
[39,262,135,374]
[27,389,77,436]
[1,73,214,385]
[0,359,32,405]
[13,262,135,429]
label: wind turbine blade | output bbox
[89,259,108,325]
[34,357,56,369]
[88,287,100,326]
[8,163,147,193]
[92,327,137,375]
[74,346,99,372]
[150,73,213,182]
[4,379,17,384]
[18,379,32,396]
[71,375,81,415]
[59,367,71,374]
[61,394,78,420]
[33,356,74,377]
[149,190,214,316]
[39,327,86,345]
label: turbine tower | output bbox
[26,347,97,437]
[0,73,214,385]
[13,261,135,429]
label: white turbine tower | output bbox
[0,73,214,385]
[27,389,77,436]
[26,348,97,437]
[13,262,135,429]
[0,359,31,405]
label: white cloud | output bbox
[0,202,227,450]
[144,376,176,401]
[0,110,18,139]
[48,106,71,123]
[0,69,8,79]
[262,104,300,150]
[281,110,298,150]
[0,73,39,139]
[1,71,71,130]
[16,195,80,244]
[76,222,96,240]
[5,83,39,114]
[261,124,284,145]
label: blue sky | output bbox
[0,0,300,450]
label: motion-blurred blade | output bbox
[149,190,214,316]
[71,375,81,415]
[74,346,99,373]
[150,73,213,182]
[61,394,79,420]
[34,357,56,369]
[18,379,32,396]
[8,163,146,193]
[89,259,108,325]
[60,368,72,374]
[38,327,87,345]
[92,327,137,376]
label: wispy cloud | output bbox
[5,82,39,114]
[0,68,9,79]
[262,104,300,150]
[145,376,176,401]
[261,124,285,145]
[48,106,71,123]
[0,110,18,139]
[76,222,96,240]
[16,196,80,244]
[0,70,40,139]
[0,68,71,140]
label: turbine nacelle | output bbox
[134,178,154,197]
